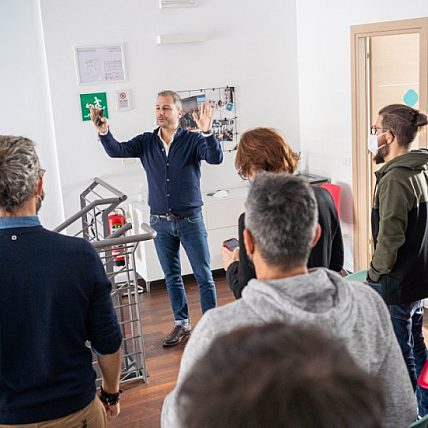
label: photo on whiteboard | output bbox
[178,86,237,151]
[181,94,206,130]
[213,119,234,142]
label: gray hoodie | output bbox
[162,269,417,427]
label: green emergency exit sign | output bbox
[80,92,109,121]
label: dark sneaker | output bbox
[162,325,191,347]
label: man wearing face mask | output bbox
[367,104,428,416]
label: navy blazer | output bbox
[99,127,223,216]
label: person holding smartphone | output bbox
[222,127,344,299]
[223,238,239,252]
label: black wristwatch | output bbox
[99,386,122,405]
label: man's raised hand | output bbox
[90,106,108,134]
[192,101,213,133]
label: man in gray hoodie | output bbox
[162,173,417,428]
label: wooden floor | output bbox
[110,271,234,428]
[110,272,428,428]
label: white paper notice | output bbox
[76,46,125,84]
[116,89,132,111]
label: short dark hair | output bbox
[379,104,428,146]
[245,173,317,270]
[179,322,385,428]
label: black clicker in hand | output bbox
[95,109,104,127]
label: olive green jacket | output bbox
[369,149,428,304]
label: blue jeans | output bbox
[370,282,428,416]
[150,212,217,326]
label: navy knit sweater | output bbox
[0,226,122,424]
[99,127,223,216]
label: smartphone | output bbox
[223,238,239,251]
[94,108,104,126]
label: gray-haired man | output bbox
[0,136,122,426]
[161,173,417,428]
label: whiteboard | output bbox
[75,45,126,85]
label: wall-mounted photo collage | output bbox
[177,86,237,152]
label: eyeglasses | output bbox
[370,125,393,136]
[237,168,247,180]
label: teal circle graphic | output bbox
[403,89,419,107]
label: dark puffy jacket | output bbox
[369,149,428,304]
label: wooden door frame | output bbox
[350,17,428,272]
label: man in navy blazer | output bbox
[92,90,223,346]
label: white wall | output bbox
[296,0,428,270]
[7,1,425,268]
[0,0,64,229]
[39,0,301,221]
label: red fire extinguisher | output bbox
[108,209,126,266]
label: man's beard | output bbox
[36,190,45,213]
[374,151,385,164]
[374,136,389,164]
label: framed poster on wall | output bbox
[74,44,126,85]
